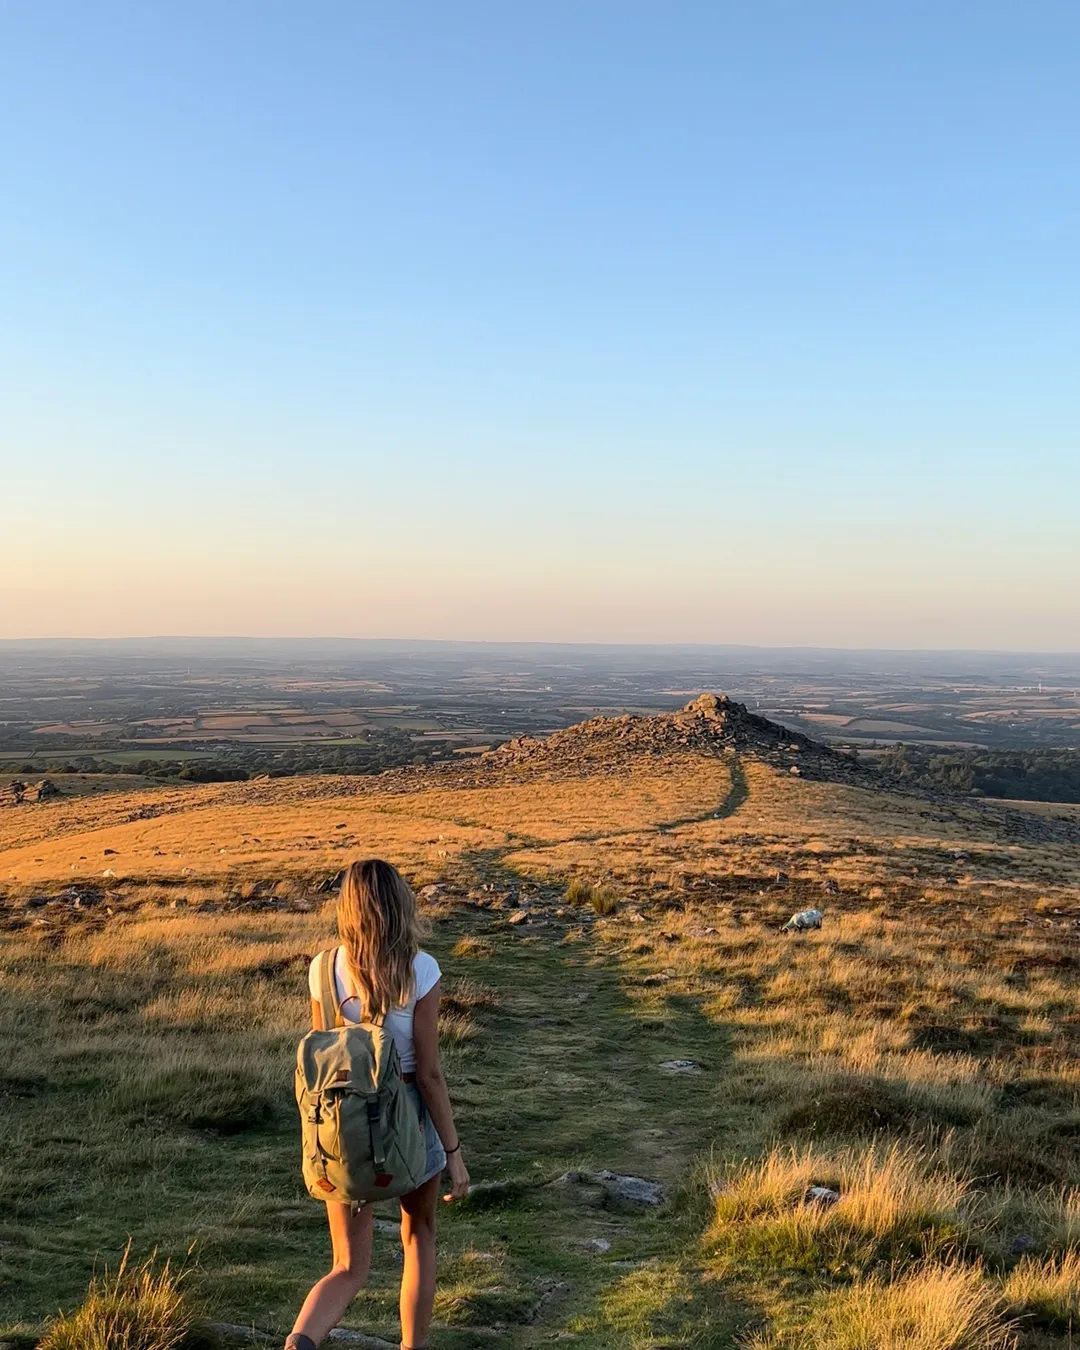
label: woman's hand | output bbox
[443,1150,470,1202]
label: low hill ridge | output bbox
[484,692,857,780]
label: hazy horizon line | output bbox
[2,635,1079,659]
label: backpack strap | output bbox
[315,948,342,1029]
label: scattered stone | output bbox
[103,848,118,856]
[781,908,823,933]
[805,1186,841,1207]
[659,1060,701,1074]
[822,879,840,895]
[32,778,62,801]
[507,910,530,925]
[685,925,716,937]
[1009,1234,1037,1255]
[419,884,442,899]
[576,1237,612,1254]
[558,1170,665,1207]
[102,869,116,878]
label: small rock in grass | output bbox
[781,908,823,933]
[805,1186,841,1207]
[659,1059,701,1074]
[507,910,530,925]
[579,1237,612,1253]
[562,1170,665,1207]
[1009,1234,1037,1255]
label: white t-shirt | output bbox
[308,946,441,1074]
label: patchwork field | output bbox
[2,699,1080,1348]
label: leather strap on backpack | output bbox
[315,948,343,1029]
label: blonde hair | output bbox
[337,859,427,1020]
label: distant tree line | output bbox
[879,745,1080,802]
[3,730,456,783]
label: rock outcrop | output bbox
[482,693,858,782]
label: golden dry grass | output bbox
[37,1246,192,1350]
[1003,1250,1080,1329]
[0,754,734,887]
[750,1263,1015,1350]
[3,743,1080,1346]
[709,1140,971,1272]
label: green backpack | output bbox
[295,948,428,1204]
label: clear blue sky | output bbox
[2,2,1078,647]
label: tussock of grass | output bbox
[438,1010,480,1045]
[1003,1251,1080,1329]
[38,1246,192,1350]
[709,1142,969,1272]
[751,1263,1014,1350]
[441,976,499,1013]
[590,885,619,915]
[566,878,619,914]
[566,878,594,906]
[451,935,494,959]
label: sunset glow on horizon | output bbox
[3,3,1078,650]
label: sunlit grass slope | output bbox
[2,727,1079,1347]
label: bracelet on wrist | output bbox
[445,1142,461,1155]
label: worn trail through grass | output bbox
[0,892,743,1348]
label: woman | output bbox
[286,859,470,1350]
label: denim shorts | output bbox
[407,1083,447,1187]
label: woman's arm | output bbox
[412,981,470,1201]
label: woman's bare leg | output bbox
[398,1175,440,1348]
[291,1201,374,1344]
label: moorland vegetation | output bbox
[1,696,1079,1348]
[879,745,1080,804]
